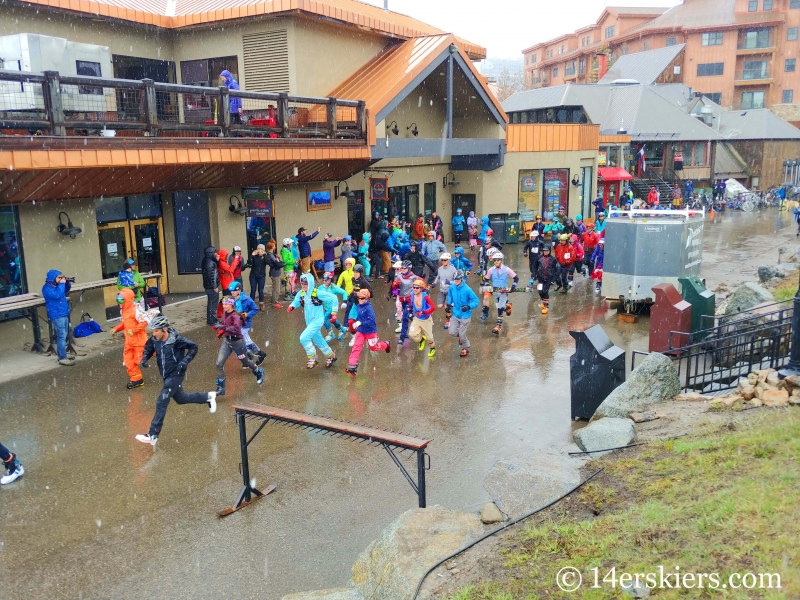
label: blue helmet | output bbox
[228,281,243,292]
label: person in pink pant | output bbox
[345,288,390,377]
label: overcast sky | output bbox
[361,0,681,59]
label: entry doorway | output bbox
[347,191,365,241]
[452,194,476,217]
[388,185,419,229]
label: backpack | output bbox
[145,286,166,309]
[73,313,102,338]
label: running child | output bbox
[536,244,558,314]
[432,252,456,329]
[481,252,518,335]
[522,230,543,287]
[345,289,390,376]
[408,279,437,357]
[213,297,265,395]
[229,281,266,366]
[287,273,337,369]
[446,269,480,357]
[111,288,148,389]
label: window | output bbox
[666,37,677,46]
[763,0,773,9]
[786,58,796,72]
[532,54,538,63]
[565,61,576,76]
[579,58,586,74]
[694,142,706,166]
[643,40,650,50]
[558,45,565,54]
[76,60,102,95]
[0,206,26,303]
[543,170,569,220]
[789,27,798,41]
[704,92,722,103]
[582,35,591,47]
[605,25,615,39]
[553,67,559,77]
[792,0,800,8]
[697,62,725,76]
[783,89,794,103]
[173,191,211,274]
[741,91,765,109]
[748,0,757,11]
[742,29,771,49]
[743,59,768,79]
[546,49,553,58]
[702,32,723,46]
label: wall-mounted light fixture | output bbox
[571,175,581,187]
[229,195,247,216]
[57,211,82,239]
[407,123,418,137]
[442,172,459,189]
[335,180,357,200]
[388,120,399,136]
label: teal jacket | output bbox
[289,273,336,327]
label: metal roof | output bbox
[717,109,800,141]
[502,83,723,142]
[714,142,749,178]
[598,44,685,85]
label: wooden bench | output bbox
[309,249,340,279]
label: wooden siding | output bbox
[599,134,632,144]
[506,124,600,153]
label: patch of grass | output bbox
[772,278,798,302]
[448,410,800,599]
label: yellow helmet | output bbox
[558,233,569,242]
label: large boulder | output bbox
[758,266,778,283]
[724,282,774,315]
[574,418,636,456]
[483,454,584,518]
[350,506,482,600]
[594,352,680,419]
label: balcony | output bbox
[528,75,551,88]
[737,32,775,55]
[734,67,773,86]
[0,69,366,141]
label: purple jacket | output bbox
[323,238,341,262]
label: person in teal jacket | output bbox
[594,211,607,234]
[319,272,349,342]
[446,269,480,357]
[357,232,372,277]
[287,273,337,369]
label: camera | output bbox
[65,277,76,283]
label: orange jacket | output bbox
[217,248,235,290]
[112,288,148,347]
[554,242,575,267]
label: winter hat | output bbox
[223,297,236,306]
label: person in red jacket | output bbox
[647,186,658,207]
[216,248,236,318]
[112,288,149,388]
[570,234,585,281]
[553,234,575,292]
[229,246,245,285]
[580,223,599,276]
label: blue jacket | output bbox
[220,70,242,114]
[447,281,480,319]
[42,269,71,319]
[452,214,466,232]
[451,251,472,272]
[348,299,379,335]
[234,293,259,328]
[478,216,490,241]
[297,231,319,259]
[591,245,604,265]
[290,273,335,327]
[319,282,348,313]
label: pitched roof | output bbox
[502,82,723,142]
[714,142,749,178]
[626,0,782,35]
[717,109,800,140]
[13,0,486,59]
[327,33,506,144]
[598,44,685,84]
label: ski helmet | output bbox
[530,230,539,238]
[559,234,569,242]
[393,260,403,269]
[452,269,465,280]
[492,252,504,261]
[357,288,371,299]
[486,228,494,236]
[150,315,170,329]
[228,281,242,292]
[401,260,413,269]
[566,218,574,224]
[322,272,334,281]
[440,252,451,261]
[543,244,552,253]
[486,247,500,260]
[575,214,583,221]
[353,264,364,273]
[282,238,293,246]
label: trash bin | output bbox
[678,275,716,338]
[488,213,507,244]
[569,325,626,420]
[649,283,692,353]
[505,212,520,244]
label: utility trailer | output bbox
[602,209,704,308]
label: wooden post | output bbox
[356,100,366,140]
[327,96,337,138]
[278,93,290,138]
[142,78,158,136]
[43,70,65,136]
[219,86,231,137]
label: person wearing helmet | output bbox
[402,240,433,279]
[580,223,599,276]
[407,278,437,357]
[523,230,544,287]
[111,288,149,389]
[422,230,446,266]
[336,257,357,296]
[554,233,575,292]
[543,217,564,246]
[213,296,264,395]
[229,281,266,366]
[446,269,480,357]
[280,238,297,300]
[451,246,473,276]
[135,316,217,446]
[591,239,605,293]
[343,263,373,339]
[433,252,456,329]
[570,234,585,282]
[391,260,417,343]
[535,244,558,314]
[357,232,372,279]
[287,273,338,369]
[452,207,466,244]
[594,211,607,234]
[340,234,356,264]
[345,288,390,376]
[319,272,349,342]
[478,228,503,276]
[482,252,518,334]
[574,214,587,235]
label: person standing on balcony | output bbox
[220,70,243,124]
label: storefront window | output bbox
[242,187,276,254]
[543,169,569,219]
[694,142,706,166]
[424,183,436,217]
[95,195,162,223]
[518,169,541,221]
[643,144,664,169]
[173,191,211,274]
[0,206,26,300]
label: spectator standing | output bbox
[430,212,444,241]
[451,208,466,244]
[297,226,321,274]
[229,246,245,286]
[322,233,342,273]
[247,243,268,310]
[219,70,243,124]
[42,269,74,366]
[201,246,219,325]
[265,240,285,308]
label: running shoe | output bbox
[135,434,158,446]
[207,391,217,413]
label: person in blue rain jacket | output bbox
[287,273,337,369]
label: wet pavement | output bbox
[0,209,791,599]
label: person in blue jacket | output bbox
[345,288,390,376]
[357,232,372,277]
[287,273,337,369]
[296,226,321,274]
[229,281,266,366]
[450,246,473,275]
[219,70,243,124]
[446,269,480,357]
[451,208,466,244]
[594,211,607,234]
[319,272,349,342]
[42,269,74,366]
[477,215,491,244]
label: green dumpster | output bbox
[678,275,716,337]
[505,212,520,244]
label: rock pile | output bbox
[684,368,800,410]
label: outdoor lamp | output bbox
[229,195,247,216]
[335,180,357,200]
[57,211,82,239]
[407,123,419,137]
[388,120,399,136]
[572,175,581,187]
[442,172,459,189]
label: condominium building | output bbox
[522,0,800,123]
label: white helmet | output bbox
[440,252,451,261]
[492,252,505,261]
[486,247,501,260]
[530,230,539,237]
[393,260,403,269]
[282,238,293,246]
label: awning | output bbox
[598,167,633,182]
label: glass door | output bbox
[98,223,131,280]
[347,191,365,241]
[129,218,167,292]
